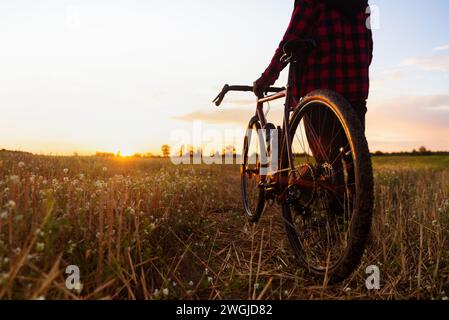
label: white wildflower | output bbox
[18,161,25,168]
[9,175,19,184]
[162,288,169,296]
[63,168,69,174]
[36,242,45,252]
[7,200,16,209]
[0,272,9,283]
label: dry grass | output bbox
[0,151,448,300]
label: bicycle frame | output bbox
[212,39,313,179]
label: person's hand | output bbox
[253,76,269,98]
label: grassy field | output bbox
[0,151,448,300]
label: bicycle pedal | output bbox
[258,182,276,190]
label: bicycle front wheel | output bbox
[280,89,374,282]
[241,116,266,223]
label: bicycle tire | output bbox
[280,89,374,282]
[241,116,266,223]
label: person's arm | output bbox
[254,0,318,96]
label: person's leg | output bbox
[304,100,367,161]
[304,100,367,213]
[350,100,367,131]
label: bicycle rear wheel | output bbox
[280,89,374,282]
[241,116,266,222]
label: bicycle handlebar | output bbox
[212,84,285,107]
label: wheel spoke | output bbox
[282,101,364,272]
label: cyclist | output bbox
[253,0,372,130]
[254,0,373,213]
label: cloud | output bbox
[433,44,449,52]
[367,94,449,151]
[402,54,449,72]
[175,94,449,151]
[368,94,449,127]
[370,70,404,90]
[173,108,258,125]
[221,99,255,106]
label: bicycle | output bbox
[213,39,374,282]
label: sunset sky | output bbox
[1,0,449,155]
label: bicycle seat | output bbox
[281,38,317,63]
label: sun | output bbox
[114,147,136,157]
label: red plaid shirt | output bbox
[262,0,373,103]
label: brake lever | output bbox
[212,84,229,107]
